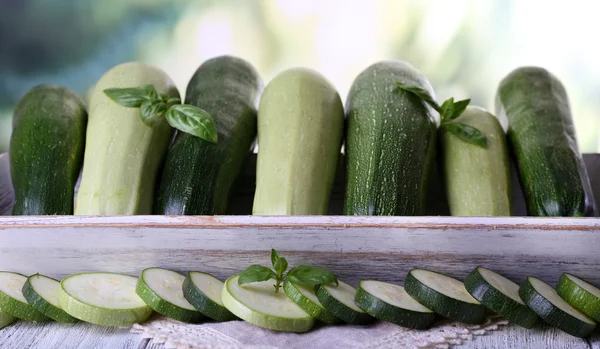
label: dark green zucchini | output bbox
[10,84,87,215]
[496,67,597,216]
[344,60,438,215]
[154,56,262,215]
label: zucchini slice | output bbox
[464,267,537,328]
[0,311,17,329]
[22,274,78,323]
[283,281,341,324]
[0,272,51,322]
[59,272,152,326]
[557,273,600,321]
[136,268,204,323]
[316,280,373,325]
[182,271,237,322]
[404,269,486,324]
[519,276,596,338]
[354,280,435,329]
[221,275,315,332]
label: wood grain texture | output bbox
[466,323,591,349]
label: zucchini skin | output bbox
[496,67,597,217]
[344,61,437,216]
[10,85,87,215]
[154,56,262,215]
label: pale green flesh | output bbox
[253,68,344,215]
[294,283,323,307]
[529,277,595,324]
[411,270,480,304]
[322,281,365,313]
[0,312,16,328]
[29,275,62,307]
[75,62,178,215]
[566,274,600,298]
[478,268,524,304]
[0,272,28,303]
[61,273,147,310]
[189,272,225,306]
[361,281,432,313]
[143,269,195,310]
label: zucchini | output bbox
[0,311,16,329]
[154,56,262,215]
[221,275,315,332]
[557,273,600,322]
[252,68,344,215]
[496,67,597,216]
[22,274,78,323]
[464,267,537,328]
[440,106,511,216]
[316,280,373,325]
[75,62,179,215]
[404,269,486,324]
[344,60,437,215]
[136,268,204,323]
[283,281,341,324]
[0,272,51,322]
[519,276,596,337]
[182,271,237,322]
[9,84,87,215]
[354,280,436,329]
[59,272,153,326]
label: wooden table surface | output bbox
[1,321,599,349]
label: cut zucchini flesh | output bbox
[557,273,600,322]
[0,311,17,329]
[0,272,51,322]
[221,275,315,332]
[283,281,341,324]
[137,268,204,323]
[182,272,237,322]
[22,274,78,323]
[404,269,486,324]
[465,267,538,328]
[316,280,373,325]
[59,272,153,326]
[355,280,435,329]
[519,276,596,338]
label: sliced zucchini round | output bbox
[22,274,78,323]
[557,273,600,322]
[0,272,51,322]
[182,271,237,322]
[519,276,596,338]
[0,311,17,329]
[59,272,153,326]
[136,268,204,323]
[221,275,315,332]
[283,281,341,324]
[354,280,435,329]
[404,269,486,324]
[316,280,373,325]
[465,267,538,328]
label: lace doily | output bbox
[131,314,508,349]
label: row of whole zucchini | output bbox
[8,56,597,217]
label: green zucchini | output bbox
[0,272,51,322]
[0,311,16,329]
[519,276,596,337]
[252,68,344,215]
[182,271,237,322]
[283,281,341,324]
[496,67,597,216]
[440,106,511,216]
[556,273,600,322]
[75,62,179,215]
[344,60,437,215]
[9,85,87,215]
[316,280,374,325]
[22,274,78,323]
[154,56,262,215]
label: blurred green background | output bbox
[1,0,599,153]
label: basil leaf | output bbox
[287,265,338,286]
[450,99,470,120]
[140,100,167,125]
[145,85,159,101]
[166,97,181,105]
[443,122,488,149]
[166,104,218,143]
[440,98,455,123]
[103,85,156,108]
[270,249,280,268]
[394,81,440,112]
[274,257,288,276]
[238,265,276,286]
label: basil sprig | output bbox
[394,81,487,148]
[238,249,338,293]
[104,84,218,143]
